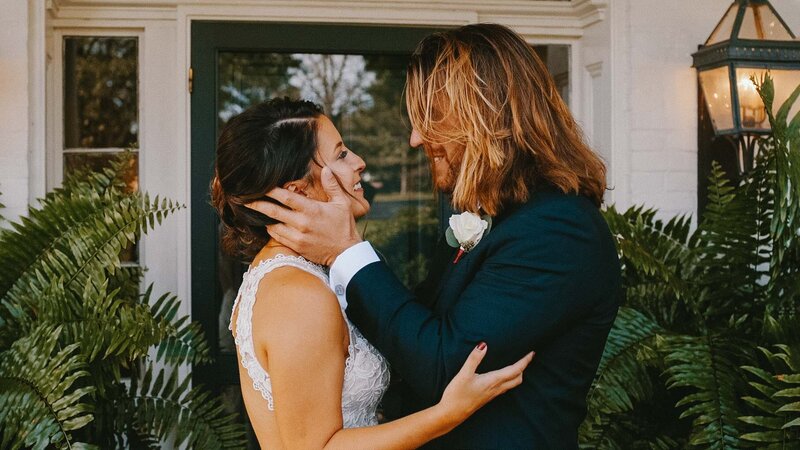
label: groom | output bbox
[249,24,621,449]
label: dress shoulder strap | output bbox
[228,254,329,410]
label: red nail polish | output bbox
[477,342,487,351]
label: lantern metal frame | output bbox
[692,0,800,173]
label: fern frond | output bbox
[603,205,694,295]
[740,345,800,448]
[757,76,800,309]
[0,177,182,347]
[584,308,663,418]
[0,157,236,447]
[662,334,747,448]
[695,161,770,327]
[149,289,212,366]
[0,325,94,450]
[131,366,247,449]
[603,205,696,329]
[581,308,665,447]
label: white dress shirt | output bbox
[328,241,380,309]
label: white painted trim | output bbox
[608,0,630,208]
[582,60,603,146]
[49,0,607,38]
[175,4,192,327]
[569,39,582,123]
[585,60,602,78]
[45,0,60,16]
[29,0,48,204]
[581,61,602,146]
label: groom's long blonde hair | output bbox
[405,23,607,216]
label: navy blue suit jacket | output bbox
[345,188,622,449]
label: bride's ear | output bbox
[283,180,309,197]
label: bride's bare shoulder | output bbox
[253,264,344,341]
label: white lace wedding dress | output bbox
[229,254,391,428]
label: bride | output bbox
[211,98,534,449]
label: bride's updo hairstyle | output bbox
[211,98,324,260]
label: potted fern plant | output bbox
[0,158,247,449]
[580,75,800,448]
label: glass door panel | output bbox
[192,23,444,447]
[191,23,572,447]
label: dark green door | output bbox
[190,21,444,444]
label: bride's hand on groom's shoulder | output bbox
[246,167,362,266]
[437,344,535,425]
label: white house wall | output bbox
[0,0,33,224]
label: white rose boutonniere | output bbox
[446,211,492,263]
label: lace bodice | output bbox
[229,254,390,428]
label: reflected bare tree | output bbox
[218,53,300,126]
[289,55,375,120]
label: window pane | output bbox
[217,53,301,127]
[64,37,139,149]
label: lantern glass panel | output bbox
[706,3,738,45]
[734,68,769,130]
[735,67,800,132]
[738,5,794,41]
[700,66,735,132]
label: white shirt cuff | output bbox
[329,241,380,310]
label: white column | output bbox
[0,0,31,226]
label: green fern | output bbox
[661,334,747,449]
[603,206,696,331]
[740,345,800,448]
[581,307,664,447]
[131,367,247,449]
[0,325,93,449]
[581,75,800,448]
[149,288,212,366]
[0,155,246,449]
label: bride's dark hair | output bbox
[211,98,324,260]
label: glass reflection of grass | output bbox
[372,192,435,202]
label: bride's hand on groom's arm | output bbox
[246,167,361,266]
[438,343,535,424]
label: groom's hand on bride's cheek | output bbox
[245,167,362,266]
